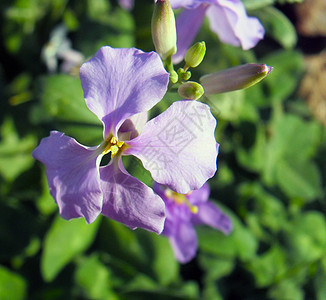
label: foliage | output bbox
[0,0,325,299]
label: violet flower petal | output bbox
[32,131,102,223]
[126,100,218,194]
[172,5,207,64]
[118,112,148,140]
[187,182,210,204]
[192,201,232,234]
[79,47,169,138]
[168,220,198,263]
[207,0,264,50]
[100,159,165,234]
[119,0,134,10]
[170,0,203,10]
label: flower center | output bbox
[165,189,198,214]
[102,136,125,158]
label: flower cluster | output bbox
[34,0,270,263]
[33,46,218,234]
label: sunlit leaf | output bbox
[255,6,297,49]
[75,254,117,300]
[151,235,179,286]
[286,212,326,264]
[0,266,27,300]
[276,159,322,200]
[41,215,101,281]
[198,205,258,261]
[0,118,36,182]
[248,246,287,287]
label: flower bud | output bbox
[151,0,177,61]
[185,41,206,69]
[177,68,191,81]
[178,81,204,100]
[200,64,273,95]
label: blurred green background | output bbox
[0,0,325,299]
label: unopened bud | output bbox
[185,41,206,69]
[177,68,191,81]
[151,0,177,61]
[200,64,273,95]
[178,81,204,100]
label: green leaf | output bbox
[268,279,303,300]
[0,118,36,182]
[41,215,101,281]
[248,246,287,287]
[242,0,276,9]
[98,219,150,268]
[206,90,258,123]
[243,0,275,10]
[40,74,100,125]
[35,170,58,215]
[38,74,102,144]
[199,254,234,281]
[315,268,326,300]
[286,212,326,264]
[236,124,267,173]
[263,51,304,102]
[124,275,199,300]
[255,6,297,49]
[0,266,27,300]
[75,254,117,300]
[76,8,135,57]
[197,205,258,261]
[263,114,321,186]
[151,235,179,286]
[202,281,223,300]
[276,159,322,201]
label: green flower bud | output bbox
[178,81,204,100]
[151,0,177,61]
[185,41,206,69]
[200,64,273,95]
[177,68,191,81]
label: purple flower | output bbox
[154,182,232,263]
[119,0,134,10]
[33,46,218,234]
[170,0,265,63]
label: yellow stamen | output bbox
[165,189,198,214]
[102,136,125,158]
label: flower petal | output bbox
[126,100,218,194]
[79,46,169,138]
[206,0,264,50]
[119,0,133,10]
[170,0,203,9]
[187,182,210,204]
[100,159,166,234]
[192,201,232,234]
[172,5,207,64]
[118,111,148,140]
[167,220,198,263]
[32,131,102,223]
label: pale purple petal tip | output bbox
[193,201,233,234]
[79,46,169,138]
[100,160,166,234]
[32,131,102,224]
[119,0,134,10]
[207,0,264,50]
[168,221,198,263]
[187,182,210,204]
